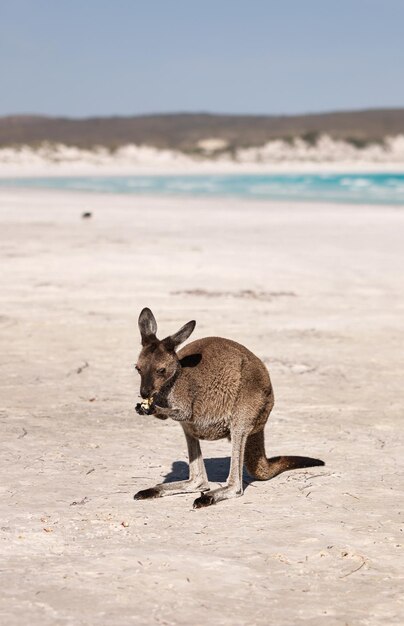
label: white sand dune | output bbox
[1,134,404,177]
[1,189,403,625]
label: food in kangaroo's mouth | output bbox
[135,397,154,415]
[141,397,153,410]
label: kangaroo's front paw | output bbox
[134,487,161,500]
[193,492,215,509]
[151,406,169,421]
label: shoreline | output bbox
[1,160,404,178]
[1,185,403,210]
[1,169,403,208]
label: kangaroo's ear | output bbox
[138,307,158,345]
[163,320,196,350]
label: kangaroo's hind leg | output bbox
[193,427,248,508]
[193,383,272,509]
[134,430,209,500]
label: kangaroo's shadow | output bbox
[163,457,255,488]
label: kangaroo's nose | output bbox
[140,388,151,399]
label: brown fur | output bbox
[134,308,324,508]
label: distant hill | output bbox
[1,109,404,150]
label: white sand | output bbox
[1,188,403,625]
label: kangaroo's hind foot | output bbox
[193,484,243,508]
[134,477,210,500]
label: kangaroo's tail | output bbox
[244,430,324,480]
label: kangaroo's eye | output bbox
[157,367,166,375]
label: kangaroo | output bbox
[134,308,324,508]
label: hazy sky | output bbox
[1,0,403,117]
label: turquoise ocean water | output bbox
[1,173,404,205]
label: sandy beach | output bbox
[1,188,403,625]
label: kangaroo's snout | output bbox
[139,369,155,399]
[140,386,153,400]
